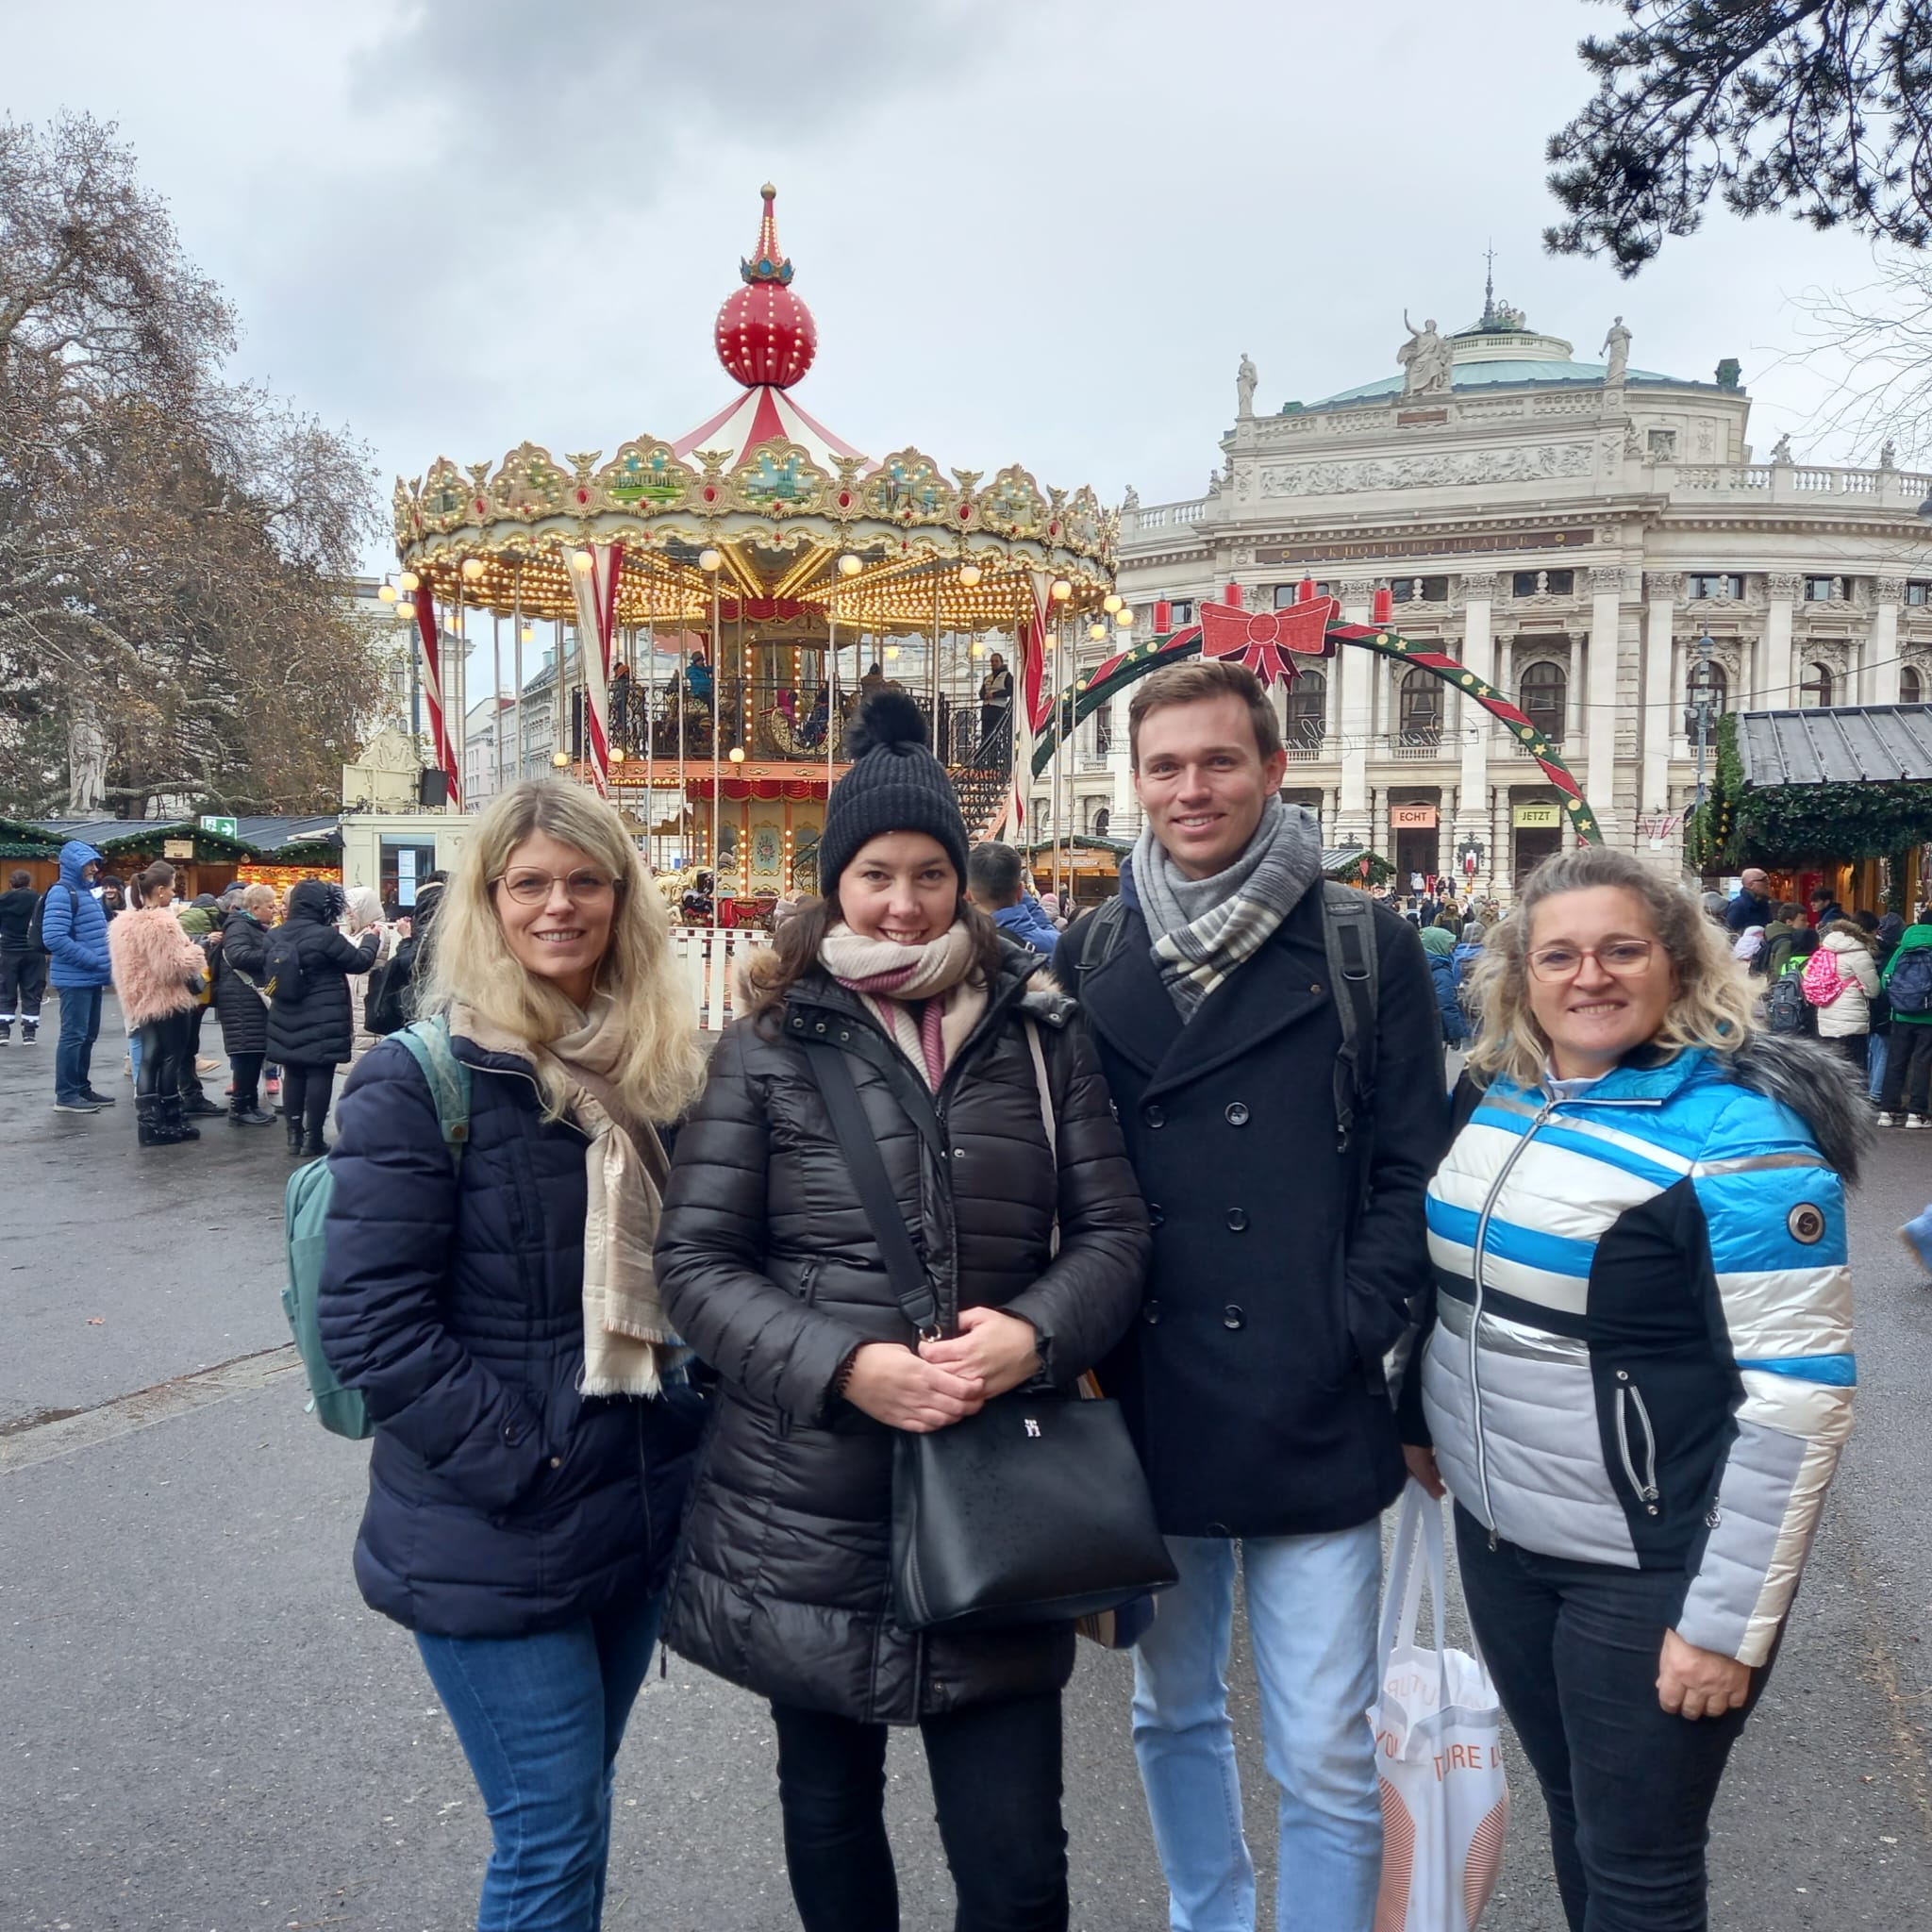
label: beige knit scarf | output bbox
[452,996,679,1398]
[818,921,987,1089]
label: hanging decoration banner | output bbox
[411,597,461,809]
[568,542,625,797]
[1198,594,1339,686]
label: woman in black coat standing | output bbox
[318,780,707,1931]
[212,883,275,1126]
[263,879,379,1158]
[655,692,1149,1932]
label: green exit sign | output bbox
[199,815,239,839]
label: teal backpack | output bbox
[282,1017,472,1439]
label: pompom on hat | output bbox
[819,688,972,894]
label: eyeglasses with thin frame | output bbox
[491,868,620,906]
[1526,938,1657,983]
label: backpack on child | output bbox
[1800,947,1849,1008]
[281,1017,471,1438]
[1766,959,1814,1037]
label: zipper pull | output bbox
[1489,1527,1499,1552]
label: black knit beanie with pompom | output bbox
[820,688,971,895]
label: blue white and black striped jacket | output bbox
[1416,1041,1858,1667]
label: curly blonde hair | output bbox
[420,780,705,1124]
[1465,846,1757,1091]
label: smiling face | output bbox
[1525,885,1677,1080]
[1132,692,1289,880]
[838,832,958,946]
[491,829,618,1008]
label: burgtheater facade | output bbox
[1111,298,1932,891]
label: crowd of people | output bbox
[246,660,1873,1932]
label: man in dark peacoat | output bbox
[1062,660,1448,1932]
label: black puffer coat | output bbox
[318,1028,703,1638]
[212,910,270,1055]
[655,948,1150,1725]
[264,881,378,1065]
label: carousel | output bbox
[388,186,1124,911]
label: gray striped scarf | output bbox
[1130,797,1323,1018]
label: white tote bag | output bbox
[1372,1484,1510,1932]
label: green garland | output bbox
[1697,714,1932,866]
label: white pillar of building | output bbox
[1641,573,1679,815]
[1761,575,1799,708]
[1585,566,1623,837]
[1457,574,1496,882]
[1872,579,1904,704]
[1335,579,1377,847]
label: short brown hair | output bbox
[1128,659,1282,766]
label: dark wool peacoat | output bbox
[212,910,271,1056]
[318,1030,703,1639]
[263,887,379,1066]
[654,948,1150,1725]
[1068,884,1449,1541]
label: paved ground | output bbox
[3,996,1930,1928]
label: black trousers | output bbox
[280,1061,336,1138]
[229,1049,264,1110]
[1455,1506,1772,1932]
[134,1009,194,1105]
[771,1693,1067,1932]
[1825,1031,1868,1074]
[1879,1023,1932,1114]
[0,948,46,1021]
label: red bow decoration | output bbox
[1198,596,1339,687]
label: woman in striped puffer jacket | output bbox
[1400,845,1865,1932]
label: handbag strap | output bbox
[1378,1482,1449,1692]
[1024,1018,1059,1259]
[799,1039,941,1339]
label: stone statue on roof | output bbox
[1771,433,1793,464]
[1600,315,1631,386]
[1399,313,1452,398]
[1122,483,1140,509]
[1236,353,1257,419]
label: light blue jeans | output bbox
[1869,1029,1889,1102]
[1131,1524,1384,1932]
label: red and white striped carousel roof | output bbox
[672,382,871,474]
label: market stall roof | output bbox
[0,817,60,858]
[30,817,256,859]
[231,814,342,856]
[1737,705,1932,787]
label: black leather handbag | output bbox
[802,1032,1175,1634]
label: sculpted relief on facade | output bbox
[1255,441,1594,499]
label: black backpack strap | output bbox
[1062,895,1129,985]
[1320,883,1379,1211]
[798,1040,941,1338]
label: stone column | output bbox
[1585,567,1624,836]
[1641,573,1680,814]
[1761,574,1799,708]
[1872,578,1904,704]
[1335,578,1377,846]
[1458,574,1496,882]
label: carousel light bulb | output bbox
[698,548,724,573]
[610,747,626,764]
[972,641,988,658]
[551,751,570,769]
[1089,623,1108,641]
[839,553,862,576]
[1116,608,1135,626]
[520,625,535,643]
[1103,592,1123,613]
[728,745,746,764]
[395,601,415,623]
[1050,578,1073,602]
[571,549,594,575]
[958,563,982,588]
[399,571,420,591]
[377,583,398,603]
[883,643,901,660]
[462,558,486,581]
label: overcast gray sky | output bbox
[2,0,1899,560]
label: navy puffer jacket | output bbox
[264,880,378,1066]
[317,1028,703,1638]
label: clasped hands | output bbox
[841,1307,1041,1434]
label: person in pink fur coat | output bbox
[107,860,210,1147]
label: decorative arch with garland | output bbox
[1027,585,1605,847]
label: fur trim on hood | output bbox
[1724,1032,1873,1187]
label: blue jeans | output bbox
[1868,1029,1889,1102]
[415,1593,662,1932]
[1131,1524,1384,1932]
[54,984,103,1102]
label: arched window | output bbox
[1902,665,1924,705]
[1519,660,1567,743]
[1397,667,1441,744]
[1091,804,1111,838]
[1684,660,1728,739]
[1287,668,1327,745]
[1799,662,1834,708]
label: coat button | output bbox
[1223,1304,1245,1329]
[1147,1204,1165,1227]
[549,1456,562,1469]
[1224,1102,1249,1126]
[1143,1300,1162,1324]
[1226,1208,1249,1232]
[1144,1104,1165,1128]
[502,1423,522,1446]
[1206,1522,1230,1538]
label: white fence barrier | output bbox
[669,926,772,1031]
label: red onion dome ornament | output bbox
[714,184,817,390]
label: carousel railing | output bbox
[668,924,773,1032]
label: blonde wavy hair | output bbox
[1465,845,1757,1091]
[420,780,705,1123]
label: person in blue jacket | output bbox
[1403,845,1863,1932]
[1418,921,1467,1047]
[42,840,117,1113]
[965,841,1059,959]
[318,780,708,1931]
